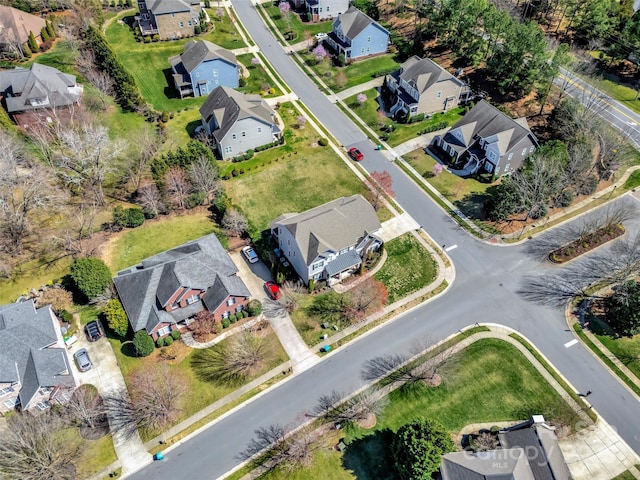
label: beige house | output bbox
[386,56,470,119]
[0,5,46,55]
[135,0,201,40]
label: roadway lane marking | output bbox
[445,245,457,252]
[564,339,578,348]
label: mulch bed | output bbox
[549,224,625,264]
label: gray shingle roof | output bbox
[334,6,385,40]
[440,449,535,480]
[174,40,237,74]
[272,194,381,266]
[199,86,276,143]
[324,250,362,276]
[0,300,73,410]
[147,0,191,14]
[394,56,464,96]
[114,233,250,334]
[442,100,537,156]
[0,63,81,113]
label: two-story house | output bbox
[113,234,251,340]
[304,0,348,22]
[0,5,46,56]
[199,86,282,160]
[135,0,200,40]
[386,56,470,118]
[270,195,382,285]
[325,6,389,61]
[0,300,76,413]
[169,40,240,98]
[0,63,83,118]
[430,100,538,177]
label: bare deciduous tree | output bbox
[312,388,387,426]
[66,385,108,435]
[188,309,219,340]
[163,167,191,210]
[222,209,248,237]
[344,278,388,323]
[369,170,395,211]
[128,133,163,192]
[136,182,164,217]
[56,201,100,257]
[0,412,82,480]
[188,155,221,204]
[280,280,306,313]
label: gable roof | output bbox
[199,86,276,143]
[395,56,464,95]
[0,300,73,409]
[0,63,81,113]
[272,194,381,266]
[170,39,237,74]
[334,6,386,40]
[441,449,535,480]
[443,100,537,155]
[146,0,193,14]
[0,5,46,45]
[113,234,250,334]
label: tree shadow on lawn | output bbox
[341,428,398,480]
[186,119,201,137]
[454,192,490,221]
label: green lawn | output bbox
[345,89,465,147]
[612,471,637,480]
[304,54,399,91]
[624,169,640,189]
[0,257,72,304]
[75,432,118,478]
[237,54,282,97]
[405,150,493,220]
[375,234,437,303]
[109,325,288,440]
[248,338,581,480]
[594,330,640,383]
[105,211,221,273]
[262,3,331,43]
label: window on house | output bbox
[171,12,175,17]
[0,386,14,397]
[186,294,200,305]
[36,401,50,411]
[436,91,442,99]
[232,133,237,139]
[529,145,535,153]
[224,146,232,154]
[319,7,322,12]
[312,261,323,270]
[521,148,528,155]
[367,36,371,42]
[508,152,513,161]
[258,127,262,133]
[213,69,218,77]
[222,311,230,319]
[188,20,192,26]
[242,131,246,137]
[4,397,18,409]
[366,46,370,52]
[195,72,200,77]
[157,326,171,337]
[227,297,236,307]
[326,5,329,10]
[361,48,365,54]
[235,305,244,313]
[179,21,184,28]
[505,163,511,171]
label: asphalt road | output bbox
[128,4,640,479]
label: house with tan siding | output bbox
[135,0,201,40]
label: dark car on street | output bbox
[85,320,104,342]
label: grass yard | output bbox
[75,433,118,478]
[345,89,465,147]
[304,54,399,91]
[103,210,221,273]
[612,471,638,480]
[248,338,581,480]
[594,331,640,383]
[237,54,282,97]
[262,3,331,43]
[109,324,288,440]
[624,169,640,190]
[404,150,493,220]
[375,234,437,303]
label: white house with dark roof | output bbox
[169,40,240,98]
[430,100,538,177]
[304,0,348,22]
[199,86,281,159]
[386,56,470,118]
[135,0,201,40]
[113,233,251,340]
[270,194,382,285]
[325,6,389,61]
[0,63,83,116]
[0,300,76,413]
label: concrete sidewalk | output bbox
[332,77,384,102]
[377,212,420,242]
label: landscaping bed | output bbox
[261,3,330,43]
[549,224,625,264]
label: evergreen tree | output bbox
[27,31,38,52]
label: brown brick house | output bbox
[113,234,251,340]
[135,0,201,40]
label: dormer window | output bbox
[186,294,201,305]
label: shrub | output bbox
[557,190,574,207]
[152,34,160,42]
[231,168,239,177]
[318,138,328,146]
[134,331,155,357]
[247,299,262,316]
[113,206,145,228]
[143,36,151,43]
[70,257,112,300]
[242,310,249,318]
[268,87,276,94]
[171,329,181,340]
[157,337,165,348]
[194,25,202,35]
[239,77,247,87]
[40,39,53,52]
[229,313,237,323]
[59,310,73,323]
[578,175,598,195]
[204,0,210,7]
[103,299,129,337]
[222,318,231,328]
[308,279,315,292]
[372,67,397,78]
[164,335,174,346]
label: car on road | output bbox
[242,246,259,264]
[264,281,282,300]
[348,147,364,161]
[74,348,92,372]
[84,320,104,342]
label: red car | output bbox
[265,281,282,300]
[348,147,364,161]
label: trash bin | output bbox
[321,344,331,353]
[154,452,164,461]
[375,145,382,150]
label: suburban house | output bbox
[429,100,538,177]
[0,300,76,413]
[304,0,349,22]
[270,194,382,285]
[0,5,46,55]
[325,6,389,61]
[440,416,572,480]
[0,63,83,119]
[199,85,281,160]
[386,56,470,118]
[135,0,201,40]
[169,40,240,98]
[113,234,251,340]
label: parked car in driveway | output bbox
[265,281,282,300]
[74,348,92,372]
[84,320,104,342]
[242,245,259,264]
[348,147,364,161]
